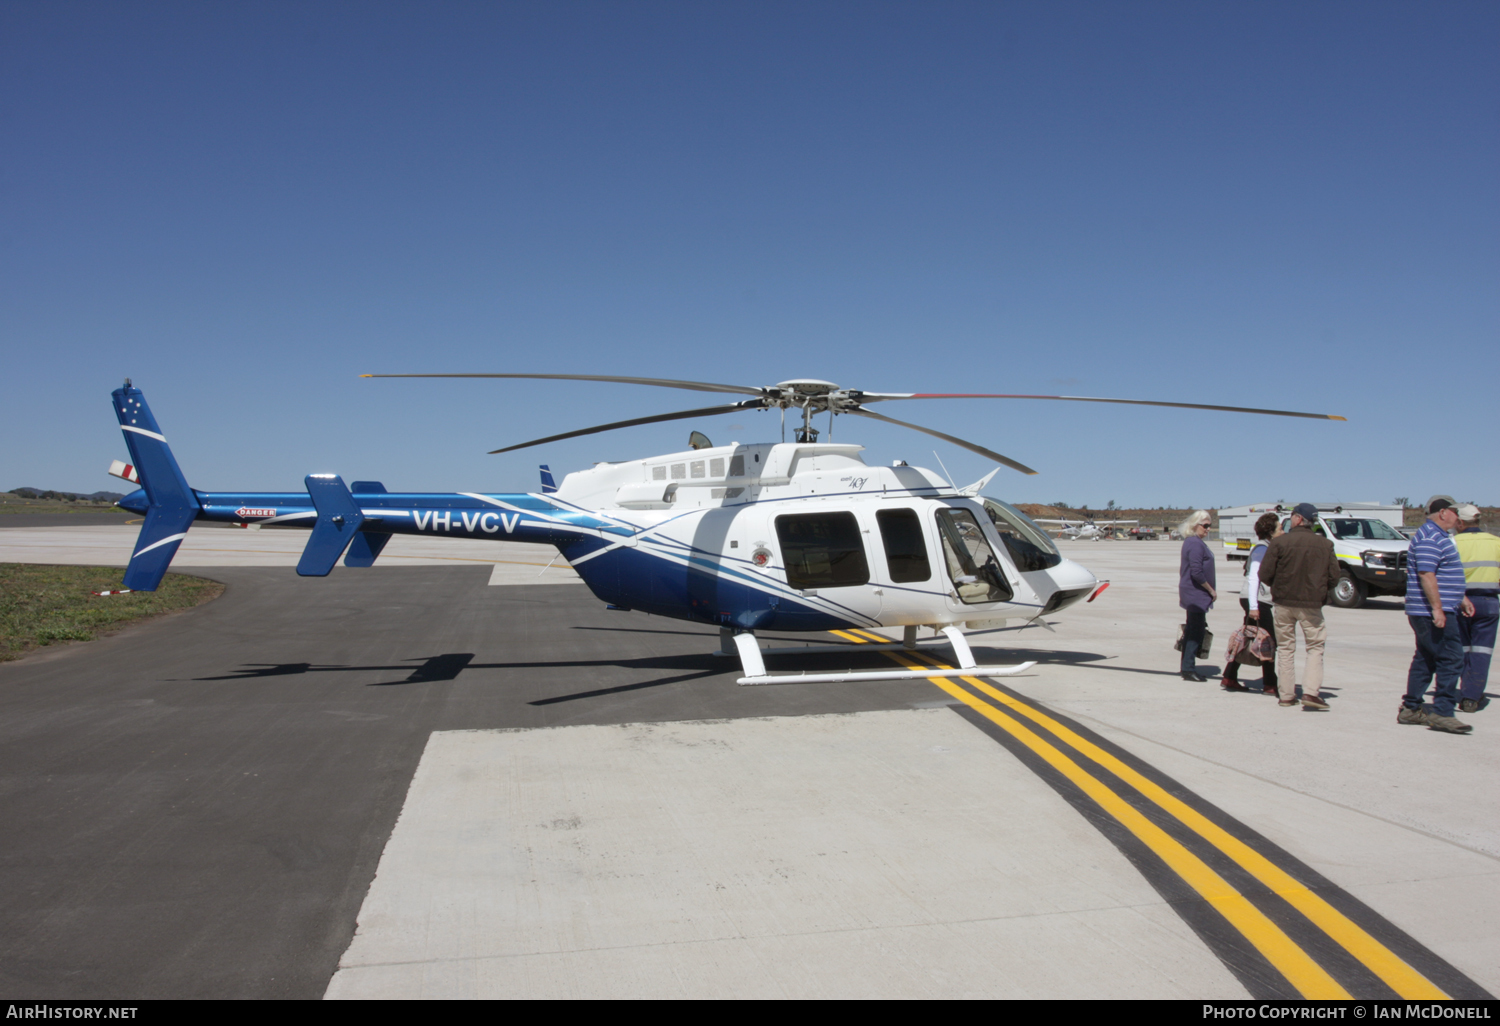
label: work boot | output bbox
[1459,698,1486,714]
[1427,714,1473,735]
[1301,694,1330,711]
[1397,705,1430,726]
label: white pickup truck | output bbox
[1218,502,1408,609]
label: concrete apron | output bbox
[325,710,1242,1000]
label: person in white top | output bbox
[1223,512,1281,693]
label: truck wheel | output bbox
[1330,571,1366,609]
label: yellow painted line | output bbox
[834,627,1447,999]
[828,629,868,644]
[851,628,892,643]
[951,674,1450,1000]
[885,652,1350,999]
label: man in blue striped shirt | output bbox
[1400,495,1476,733]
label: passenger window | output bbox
[775,512,870,589]
[936,508,1012,604]
[876,508,931,583]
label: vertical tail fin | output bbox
[539,465,558,494]
[297,474,365,576]
[343,481,392,567]
[112,382,200,591]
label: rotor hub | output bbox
[767,379,854,413]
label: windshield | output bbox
[982,498,1063,571]
[1326,518,1405,541]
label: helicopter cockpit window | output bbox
[981,498,1063,572]
[876,508,931,583]
[775,512,870,589]
[936,508,1013,604]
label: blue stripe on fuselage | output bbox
[191,492,626,542]
[563,543,869,632]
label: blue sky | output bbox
[4,1,1496,507]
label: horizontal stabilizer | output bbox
[350,481,387,493]
[297,474,366,577]
[343,530,392,568]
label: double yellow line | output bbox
[829,627,1448,1001]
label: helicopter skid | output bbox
[730,625,1034,685]
[736,662,1037,686]
[712,638,956,659]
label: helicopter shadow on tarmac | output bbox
[185,633,1136,701]
[188,652,722,695]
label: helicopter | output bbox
[1032,516,1139,541]
[106,374,1344,686]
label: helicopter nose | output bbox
[1047,558,1098,592]
[1037,557,1102,613]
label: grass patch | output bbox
[0,565,224,662]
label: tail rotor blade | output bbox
[844,407,1038,475]
[488,400,765,454]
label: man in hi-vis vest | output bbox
[1455,504,1499,714]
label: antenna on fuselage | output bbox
[932,450,956,491]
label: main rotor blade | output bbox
[854,392,1346,421]
[363,372,765,398]
[487,400,765,454]
[844,407,1038,475]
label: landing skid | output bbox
[725,625,1036,686]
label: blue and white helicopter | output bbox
[107,374,1343,685]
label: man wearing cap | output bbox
[1454,504,1498,714]
[1258,502,1342,710]
[1399,496,1476,733]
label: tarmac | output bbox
[0,525,1495,999]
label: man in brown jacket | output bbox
[1258,502,1343,710]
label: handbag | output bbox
[1174,624,1213,657]
[1226,617,1275,666]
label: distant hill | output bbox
[7,488,125,503]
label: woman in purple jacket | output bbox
[1179,510,1218,681]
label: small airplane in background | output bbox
[1032,516,1138,541]
[105,372,1343,686]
